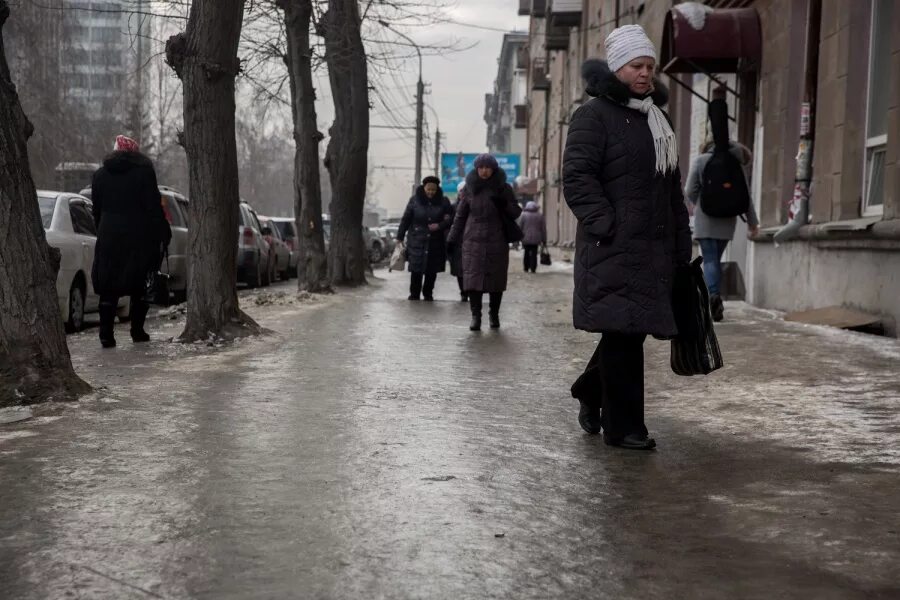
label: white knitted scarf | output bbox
[627,96,679,174]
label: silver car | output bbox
[260,216,293,281]
[269,217,300,277]
[158,186,189,304]
[39,191,128,332]
[237,201,273,288]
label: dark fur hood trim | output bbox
[414,184,445,203]
[581,59,669,107]
[103,151,153,173]
[465,167,507,194]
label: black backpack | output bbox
[699,99,750,219]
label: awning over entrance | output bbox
[660,5,761,74]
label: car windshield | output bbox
[274,220,294,239]
[38,195,56,229]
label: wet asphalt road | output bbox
[1,260,899,599]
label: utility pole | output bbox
[434,129,441,178]
[414,75,424,185]
[378,20,424,187]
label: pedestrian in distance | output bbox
[518,201,547,273]
[684,87,760,323]
[91,135,171,348]
[563,25,692,450]
[396,176,453,301]
[448,181,468,302]
[448,153,523,331]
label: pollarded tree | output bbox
[279,0,331,293]
[321,0,369,286]
[165,0,262,341]
[0,1,90,405]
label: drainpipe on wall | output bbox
[541,86,551,229]
[774,0,821,243]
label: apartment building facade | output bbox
[518,0,900,333]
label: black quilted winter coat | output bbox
[448,169,522,293]
[563,60,692,337]
[397,186,453,274]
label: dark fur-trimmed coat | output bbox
[563,60,692,337]
[397,186,453,274]
[447,169,522,293]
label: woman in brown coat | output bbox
[448,154,522,331]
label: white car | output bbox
[38,191,128,332]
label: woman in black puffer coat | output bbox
[396,176,453,301]
[448,154,522,331]
[91,135,171,348]
[563,25,691,451]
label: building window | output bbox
[863,0,892,216]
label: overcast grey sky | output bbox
[327,0,528,216]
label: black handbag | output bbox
[670,257,724,376]
[145,249,172,306]
[540,246,552,266]
[493,196,523,243]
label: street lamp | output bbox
[378,20,425,187]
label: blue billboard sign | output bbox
[440,153,521,195]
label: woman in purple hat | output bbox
[448,153,522,331]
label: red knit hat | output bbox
[114,135,139,153]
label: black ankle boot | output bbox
[577,399,600,434]
[98,301,117,348]
[710,294,724,322]
[469,316,482,331]
[489,312,500,329]
[129,299,150,343]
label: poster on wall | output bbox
[440,153,521,196]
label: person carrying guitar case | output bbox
[684,87,760,322]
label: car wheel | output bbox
[65,281,85,333]
[369,243,383,263]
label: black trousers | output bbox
[99,292,148,339]
[457,276,467,297]
[523,244,539,272]
[468,292,502,317]
[572,332,648,439]
[410,272,437,298]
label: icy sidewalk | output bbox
[1,271,898,600]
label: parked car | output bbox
[373,226,396,258]
[363,227,385,263]
[80,183,189,306]
[259,216,292,281]
[39,191,128,332]
[158,186,189,304]
[269,217,300,277]
[237,201,274,288]
[381,224,399,240]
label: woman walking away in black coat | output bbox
[91,135,171,348]
[563,26,691,450]
[448,181,468,302]
[448,154,523,331]
[397,176,453,301]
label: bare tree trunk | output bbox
[166,0,260,342]
[322,0,369,286]
[0,2,90,406]
[280,0,330,293]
